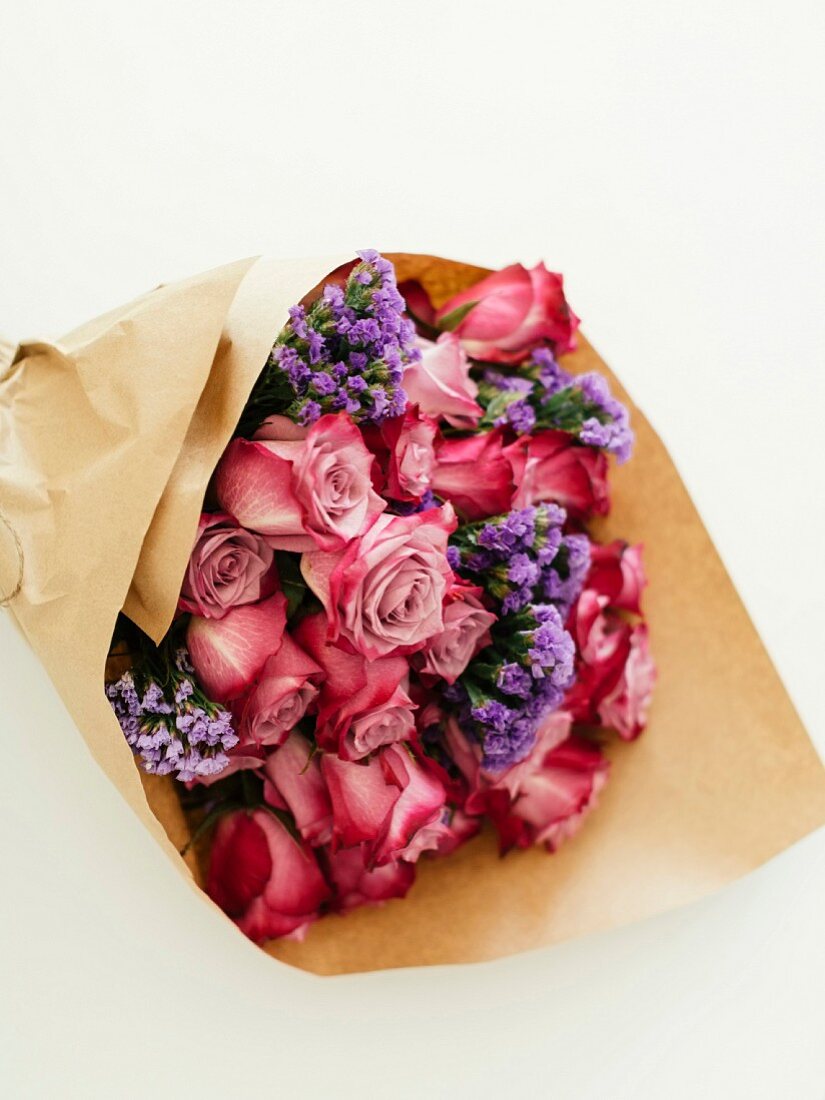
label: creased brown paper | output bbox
[2,253,824,977]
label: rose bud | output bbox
[215,412,385,553]
[485,731,609,853]
[321,744,448,866]
[431,429,517,521]
[323,846,415,913]
[416,583,496,684]
[300,506,456,660]
[207,808,330,943]
[263,732,333,846]
[187,592,287,702]
[234,633,322,748]
[402,334,482,429]
[506,430,609,519]
[178,512,277,620]
[434,262,580,364]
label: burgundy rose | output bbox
[178,512,276,620]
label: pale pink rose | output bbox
[187,592,287,702]
[178,512,276,620]
[234,633,321,748]
[417,584,496,684]
[293,611,414,759]
[215,412,384,552]
[506,430,609,519]
[263,732,333,845]
[434,262,580,363]
[403,334,482,429]
[207,808,330,944]
[300,506,456,660]
[323,846,415,913]
[321,744,448,866]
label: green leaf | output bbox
[438,299,479,332]
[274,551,308,619]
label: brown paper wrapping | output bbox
[2,253,824,976]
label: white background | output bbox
[2,1,824,1096]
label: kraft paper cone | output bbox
[1,253,823,977]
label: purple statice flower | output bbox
[541,532,591,617]
[252,251,418,431]
[106,649,238,783]
[525,604,576,686]
[576,372,635,463]
[478,507,537,555]
[497,662,534,698]
[532,347,571,395]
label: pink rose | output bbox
[402,334,482,429]
[486,732,609,852]
[234,633,322,748]
[207,808,330,943]
[416,583,496,684]
[506,430,609,518]
[431,429,517,521]
[586,541,646,614]
[215,412,384,552]
[321,744,447,866]
[384,407,438,501]
[301,506,456,660]
[323,845,415,913]
[187,592,287,702]
[263,732,333,845]
[434,263,580,363]
[294,611,416,760]
[595,624,655,740]
[178,512,277,620]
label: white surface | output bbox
[1,1,824,1097]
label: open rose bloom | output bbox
[2,252,824,977]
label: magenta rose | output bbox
[263,732,333,846]
[431,429,517,521]
[507,430,609,518]
[207,808,330,943]
[215,412,384,552]
[323,845,415,913]
[416,583,496,684]
[300,506,456,660]
[178,512,277,620]
[434,262,580,363]
[187,592,287,702]
[564,544,655,740]
[234,633,322,748]
[586,541,647,614]
[402,334,482,429]
[321,744,448,866]
[485,732,609,852]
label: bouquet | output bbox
[3,251,823,974]
[104,250,655,944]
